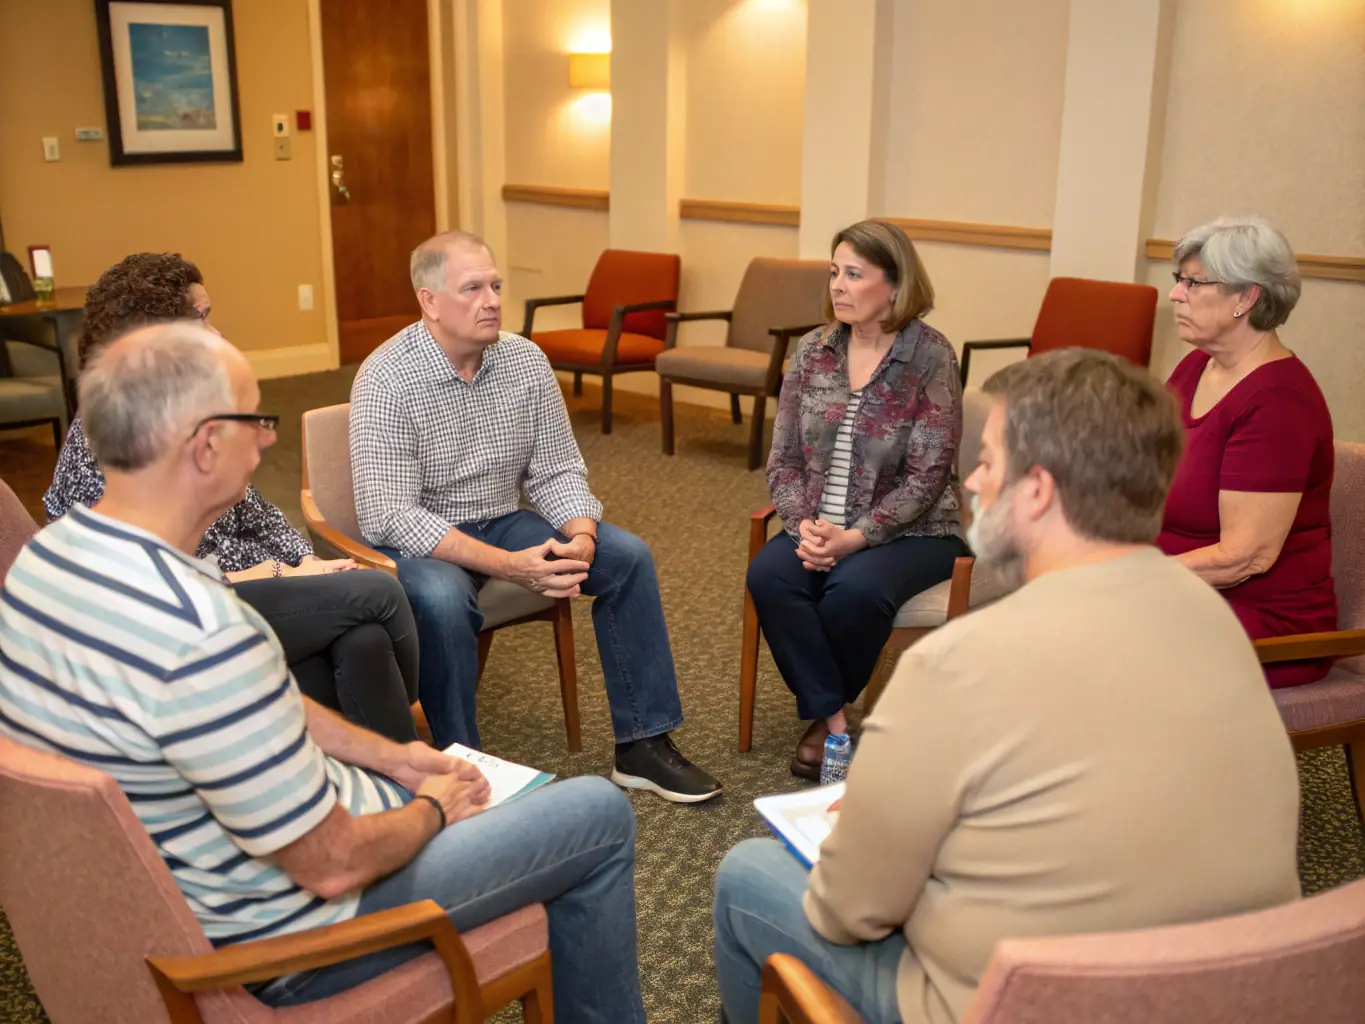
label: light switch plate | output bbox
[42,137,60,161]
[272,114,290,137]
[298,284,314,311]
[274,136,292,160]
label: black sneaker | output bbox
[611,734,722,804]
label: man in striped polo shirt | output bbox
[0,323,646,1020]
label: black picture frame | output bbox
[94,0,243,166]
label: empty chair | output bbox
[959,277,1158,386]
[657,257,828,470]
[0,320,69,449]
[522,248,681,433]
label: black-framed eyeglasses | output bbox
[1171,272,1222,290]
[192,413,280,436]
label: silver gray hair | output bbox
[1172,215,1301,330]
[79,322,235,472]
[410,230,493,295]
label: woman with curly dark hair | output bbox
[44,253,425,745]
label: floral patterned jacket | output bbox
[767,319,963,547]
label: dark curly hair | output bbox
[78,253,203,363]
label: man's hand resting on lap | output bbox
[503,540,589,598]
[416,762,491,828]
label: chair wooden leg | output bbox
[730,393,743,424]
[552,600,582,752]
[601,374,614,435]
[1347,741,1365,826]
[476,630,494,685]
[572,371,583,397]
[661,378,675,455]
[739,588,761,752]
[747,395,768,472]
[519,952,554,1024]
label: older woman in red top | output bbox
[1158,216,1336,687]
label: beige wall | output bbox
[502,0,611,190]
[0,0,326,355]
[680,0,806,206]
[876,0,1069,364]
[1148,0,1365,439]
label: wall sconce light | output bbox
[568,53,611,90]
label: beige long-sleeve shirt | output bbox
[804,548,1301,1024]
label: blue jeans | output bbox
[747,532,965,719]
[382,510,685,749]
[714,839,905,1024]
[258,776,645,1023]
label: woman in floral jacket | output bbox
[747,220,965,778]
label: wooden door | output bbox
[321,0,437,365]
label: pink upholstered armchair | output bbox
[0,735,553,1024]
[758,877,1365,1023]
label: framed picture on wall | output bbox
[95,0,243,165]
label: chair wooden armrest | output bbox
[764,323,822,394]
[300,489,398,576]
[147,899,483,1024]
[664,309,733,350]
[759,954,865,1024]
[749,504,779,562]
[1254,629,1365,665]
[960,337,1031,386]
[520,293,586,337]
[602,299,679,365]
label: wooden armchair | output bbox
[1260,440,1365,822]
[959,277,1157,387]
[758,877,1365,1024]
[657,257,828,470]
[738,389,1003,751]
[522,248,681,434]
[0,733,553,1024]
[301,403,583,751]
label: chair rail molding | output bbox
[678,198,801,227]
[883,218,1053,253]
[501,184,609,211]
[1146,239,1365,284]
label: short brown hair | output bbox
[79,253,203,363]
[824,220,934,332]
[982,349,1183,544]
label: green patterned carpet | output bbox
[2,370,1362,1023]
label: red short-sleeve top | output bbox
[1157,351,1336,687]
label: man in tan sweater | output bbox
[713,349,1302,1024]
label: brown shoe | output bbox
[790,719,829,780]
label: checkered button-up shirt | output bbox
[350,322,602,558]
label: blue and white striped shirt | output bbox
[0,507,405,945]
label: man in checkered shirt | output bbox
[349,231,721,804]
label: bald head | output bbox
[80,323,246,472]
[410,230,493,296]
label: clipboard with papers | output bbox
[753,782,845,868]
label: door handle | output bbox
[330,154,351,202]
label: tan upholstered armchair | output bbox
[300,403,584,751]
[657,258,828,470]
[0,321,70,450]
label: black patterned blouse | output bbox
[43,418,313,574]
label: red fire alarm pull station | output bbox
[296,110,313,132]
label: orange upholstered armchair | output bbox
[522,249,681,434]
[959,277,1158,387]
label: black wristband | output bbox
[414,793,446,832]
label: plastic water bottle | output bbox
[820,732,853,785]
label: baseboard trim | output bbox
[243,343,337,380]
